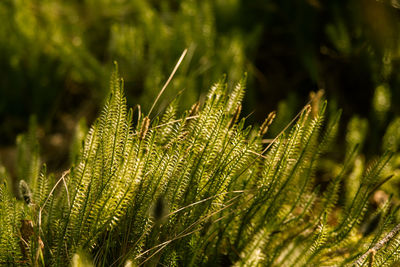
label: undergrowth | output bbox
[1,64,400,266]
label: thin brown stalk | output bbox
[354,222,400,266]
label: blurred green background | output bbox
[1,0,400,174]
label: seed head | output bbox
[19,180,32,205]
[259,111,276,136]
[189,102,200,117]
[139,117,150,140]
[228,104,242,129]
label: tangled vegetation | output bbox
[1,62,400,266]
[2,0,400,266]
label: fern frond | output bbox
[0,181,23,265]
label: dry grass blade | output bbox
[148,49,188,117]
[135,194,243,264]
[152,115,199,130]
[37,169,71,247]
[40,170,71,214]
[163,190,245,220]
[260,103,312,156]
[354,222,400,266]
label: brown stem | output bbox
[354,222,400,266]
